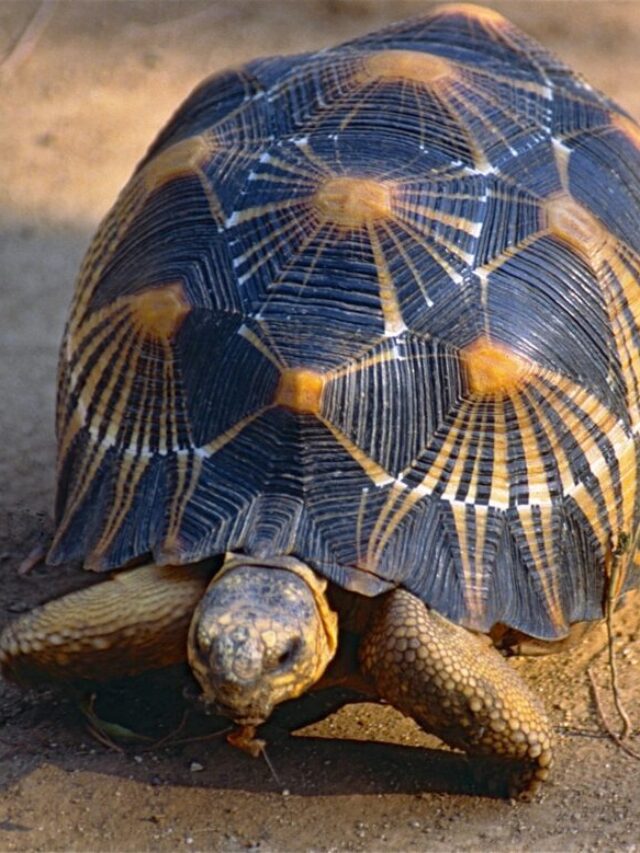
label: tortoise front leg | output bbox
[0,561,214,684]
[359,589,553,799]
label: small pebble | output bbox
[35,132,56,146]
[190,762,204,773]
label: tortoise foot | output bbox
[359,589,553,799]
[0,561,214,685]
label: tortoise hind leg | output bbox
[359,589,553,799]
[0,560,214,684]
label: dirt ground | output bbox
[1,1,640,850]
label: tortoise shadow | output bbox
[0,669,511,799]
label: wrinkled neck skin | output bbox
[187,553,338,726]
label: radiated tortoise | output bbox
[3,4,640,799]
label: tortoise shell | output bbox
[50,4,640,642]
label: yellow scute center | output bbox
[127,282,191,341]
[275,369,325,414]
[313,176,393,229]
[544,192,609,258]
[462,337,531,396]
[141,133,217,192]
[359,50,452,87]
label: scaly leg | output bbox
[359,589,553,799]
[0,561,214,684]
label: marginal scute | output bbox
[140,133,218,192]
[461,336,531,396]
[313,176,394,230]
[544,191,610,259]
[127,282,191,341]
[358,49,453,88]
[275,368,325,414]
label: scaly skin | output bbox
[188,556,338,724]
[359,589,553,799]
[0,561,214,683]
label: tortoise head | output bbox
[188,555,338,725]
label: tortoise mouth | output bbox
[208,702,269,727]
[200,692,271,728]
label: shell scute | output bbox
[322,334,463,478]
[176,315,280,447]
[562,133,640,258]
[481,235,624,413]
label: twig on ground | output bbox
[586,542,639,759]
[604,551,634,739]
[587,668,640,761]
[260,745,284,788]
[17,544,47,575]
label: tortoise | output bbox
[2,3,640,799]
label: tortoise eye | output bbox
[195,630,211,658]
[276,638,301,668]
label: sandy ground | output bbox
[1,1,640,850]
